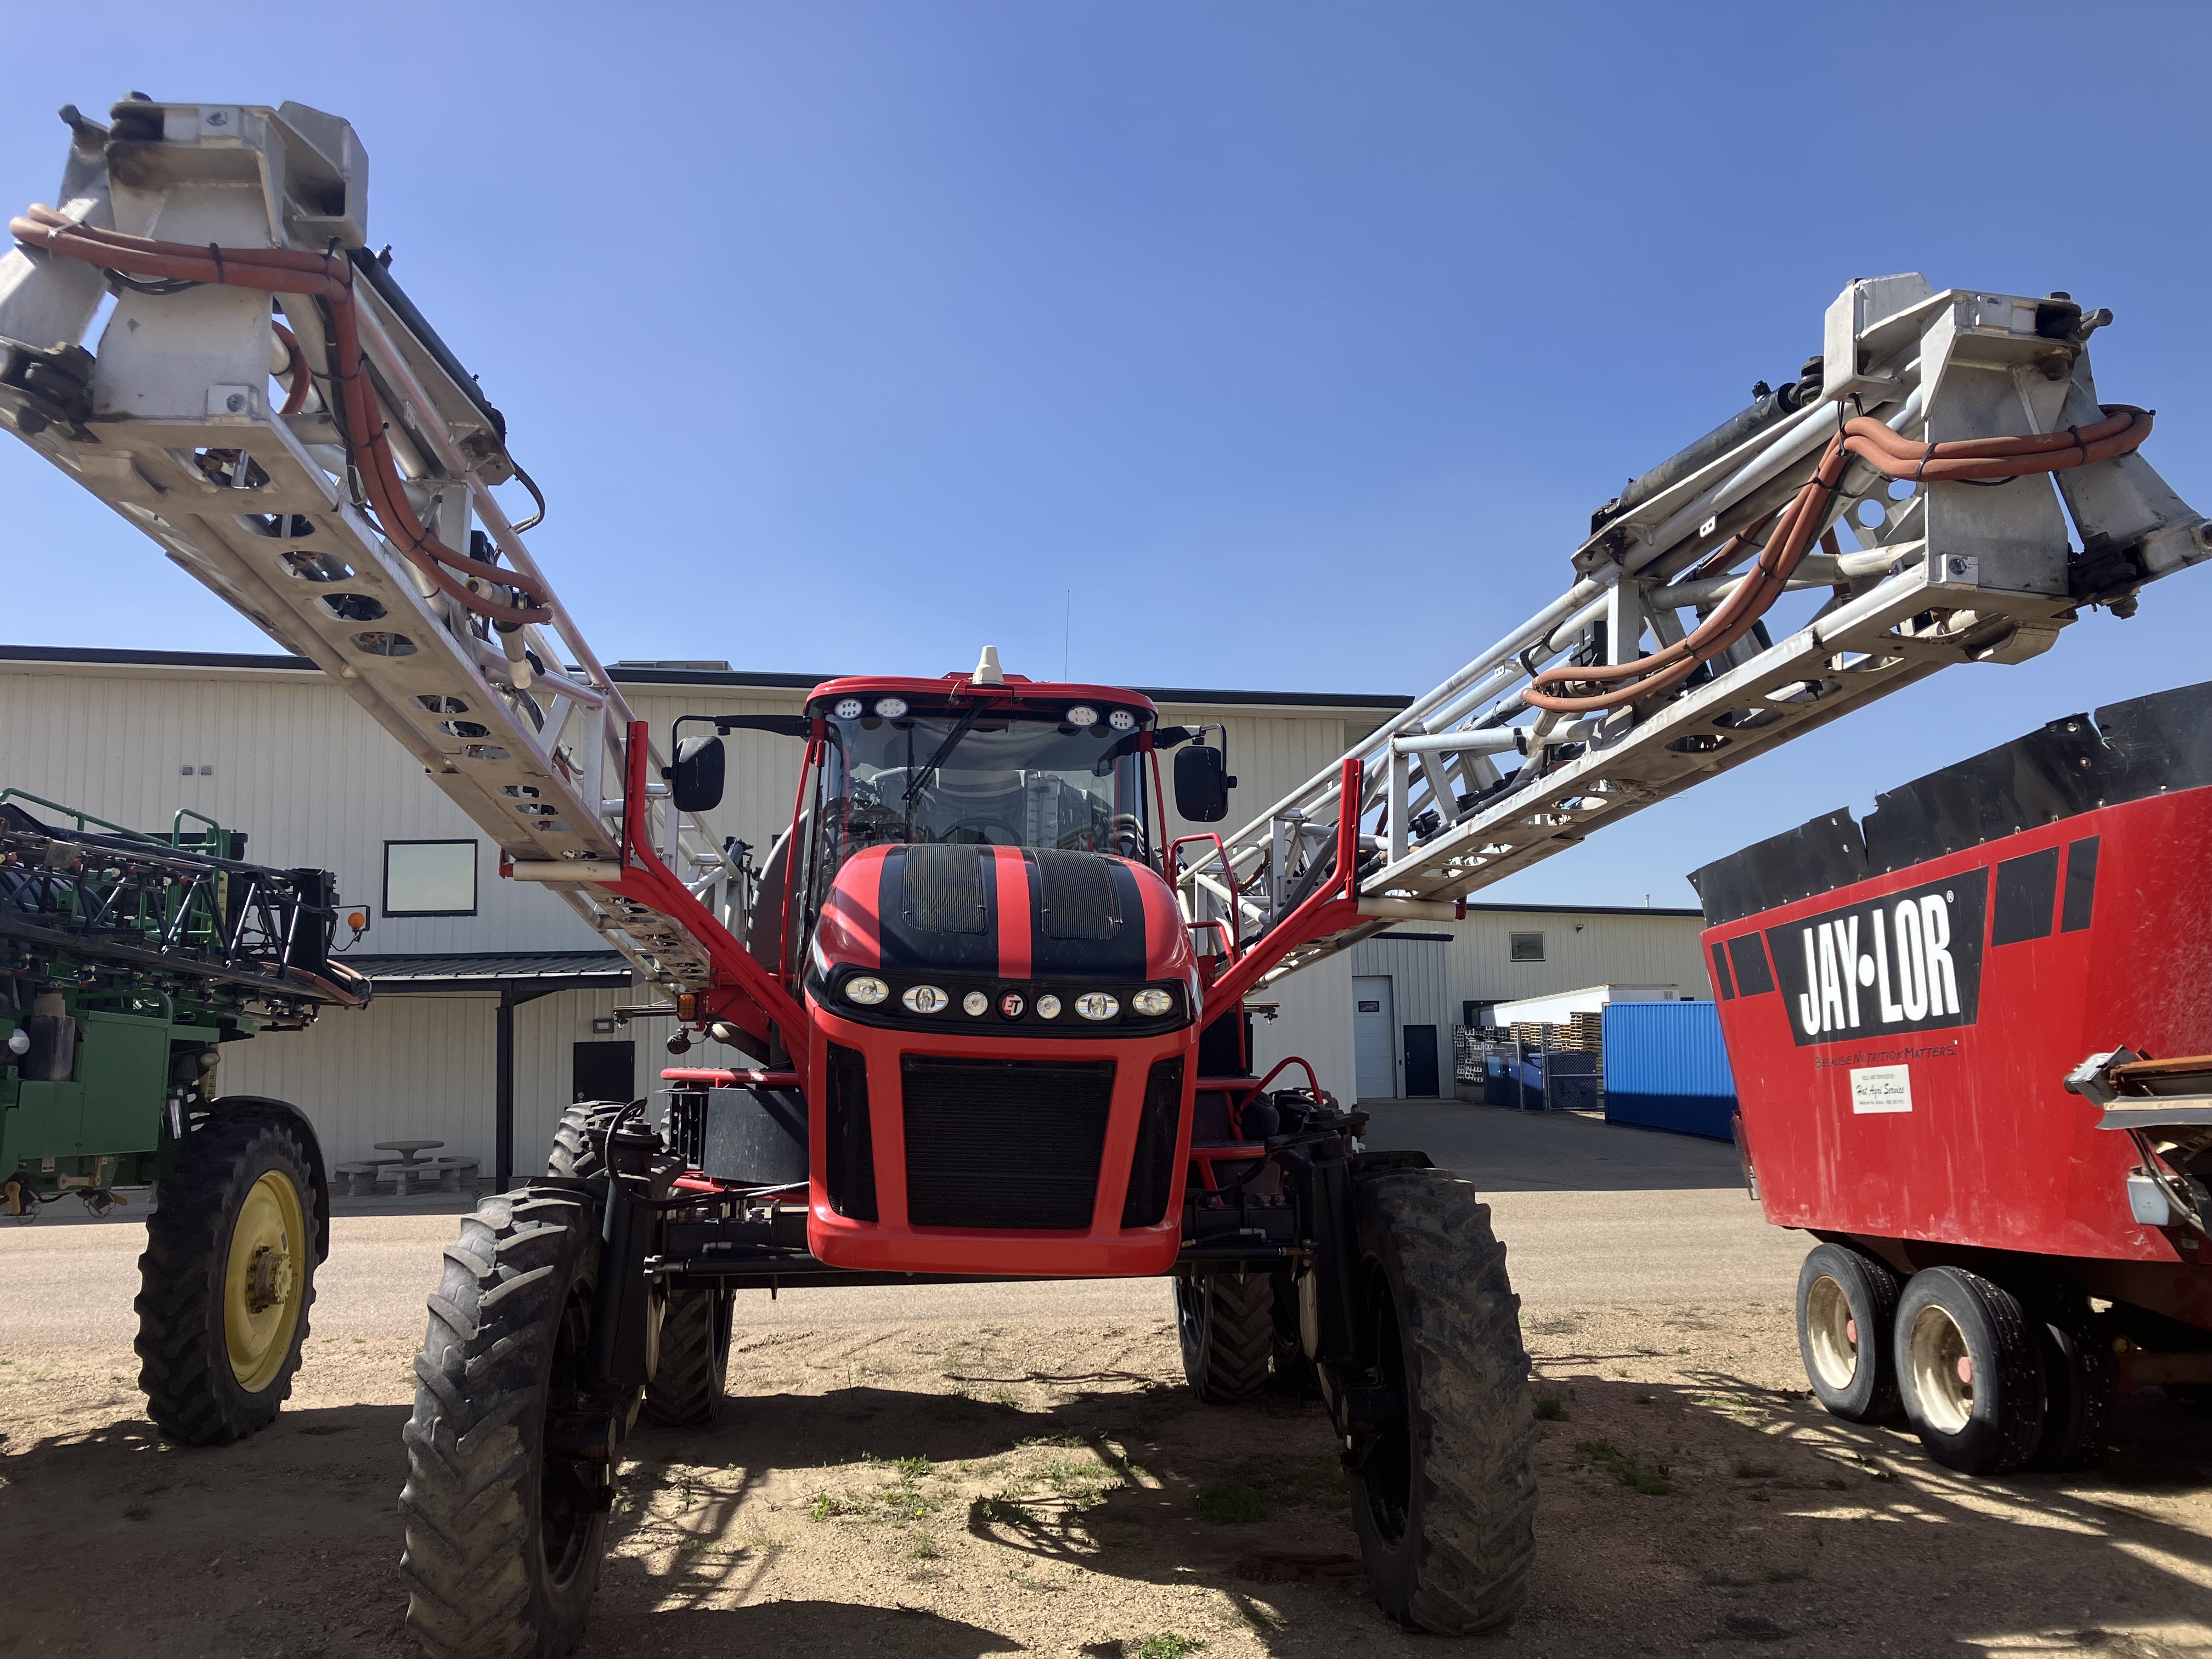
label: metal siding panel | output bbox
[1600,1001,1739,1140]
[0,665,1387,1156]
[1447,910,1712,1024]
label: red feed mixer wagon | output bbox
[1695,679,2212,1474]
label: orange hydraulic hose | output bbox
[1525,402,2154,714]
[10,204,550,627]
[270,319,311,415]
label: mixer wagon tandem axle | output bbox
[1700,679,2212,1476]
[4,94,2211,1655]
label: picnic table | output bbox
[333,1139,481,1197]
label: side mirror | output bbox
[1173,744,1231,822]
[669,734,726,813]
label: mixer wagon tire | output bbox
[1795,1243,1902,1424]
[135,1113,318,1446]
[1894,1267,2046,1475]
[400,1186,619,1659]
[1345,1167,1537,1636]
[644,1288,735,1427]
[1175,1269,1277,1403]
[2028,1286,2114,1472]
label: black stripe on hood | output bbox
[877,845,1001,973]
[1031,850,1147,979]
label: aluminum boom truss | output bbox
[0,99,746,999]
[1176,276,2210,985]
[1,100,2206,1011]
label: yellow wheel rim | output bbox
[224,1169,307,1392]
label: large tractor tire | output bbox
[644,1288,735,1427]
[400,1187,620,1659]
[135,1110,319,1445]
[1175,1271,1277,1404]
[548,1099,629,1190]
[1346,1166,1537,1637]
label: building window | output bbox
[1509,931,1545,963]
[384,839,478,917]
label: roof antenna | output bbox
[972,645,1005,686]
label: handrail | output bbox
[170,806,223,849]
[0,789,155,842]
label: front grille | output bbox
[1121,1058,1183,1228]
[901,1057,1114,1229]
[825,1042,877,1220]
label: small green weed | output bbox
[809,1491,865,1521]
[1135,1636,1208,1659]
[1194,1480,1269,1525]
[976,1493,1034,1526]
[1532,1394,1568,1421]
[1575,1438,1675,1496]
[910,1532,942,1560]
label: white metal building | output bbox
[1344,906,1712,1102]
[0,646,1398,1175]
[0,646,1714,1168]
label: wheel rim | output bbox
[1803,1274,1861,1392]
[1359,1260,1414,1545]
[540,1273,607,1585]
[224,1169,307,1392]
[1175,1277,1206,1361]
[1906,1303,1974,1434]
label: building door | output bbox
[1402,1025,1440,1097]
[572,1041,635,1104]
[1353,977,1396,1101]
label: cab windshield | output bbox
[819,709,1150,862]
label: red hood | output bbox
[812,844,1194,988]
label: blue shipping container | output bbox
[1601,1001,1738,1140]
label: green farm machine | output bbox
[1,791,369,1442]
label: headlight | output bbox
[1074,991,1119,1022]
[1131,988,1174,1017]
[834,697,863,719]
[844,975,889,1006]
[1035,994,1061,1019]
[874,696,909,719]
[903,984,949,1014]
[962,990,989,1017]
[1108,709,1136,731]
[1065,704,1098,727]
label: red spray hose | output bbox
[10,204,550,627]
[1525,404,2153,714]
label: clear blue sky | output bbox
[4,3,2209,908]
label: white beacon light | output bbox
[874,696,909,719]
[1066,705,1099,727]
[1108,709,1136,731]
[834,697,863,719]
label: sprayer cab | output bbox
[755,669,1205,1273]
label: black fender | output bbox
[205,1094,333,1261]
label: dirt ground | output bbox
[5,1256,2212,1658]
